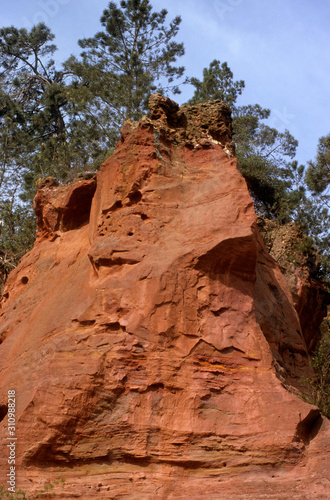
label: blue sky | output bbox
[1,0,329,166]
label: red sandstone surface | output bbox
[0,95,329,499]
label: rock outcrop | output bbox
[257,217,329,353]
[0,95,329,499]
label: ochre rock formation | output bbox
[0,95,329,499]
[257,217,329,353]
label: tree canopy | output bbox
[188,59,245,107]
[305,134,330,196]
[65,0,186,143]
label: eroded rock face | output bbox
[0,95,329,499]
[34,176,97,238]
[257,217,329,353]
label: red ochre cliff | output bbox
[0,95,329,499]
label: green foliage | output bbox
[0,25,52,272]
[0,88,36,283]
[66,0,186,145]
[0,479,65,499]
[235,128,298,218]
[188,59,245,107]
[237,124,298,215]
[0,24,68,180]
[301,135,330,286]
[305,134,330,195]
[0,23,111,196]
[0,486,26,499]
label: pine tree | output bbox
[188,59,245,107]
[0,46,37,269]
[0,24,73,269]
[234,105,299,218]
[1,23,114,201]
[0,24,71,185]
[305,134,330,196]
[66,0,186,146]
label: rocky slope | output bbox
[0,95,329,499]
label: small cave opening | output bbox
[61,180,97,231]
[147,383,165,391]
[128,190,142,205]
[293,409,323,445]
[21,276,29,285]
[105,322,126,332]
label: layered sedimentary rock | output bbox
[0,95,329,499]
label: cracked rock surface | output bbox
[0,95,329,499]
